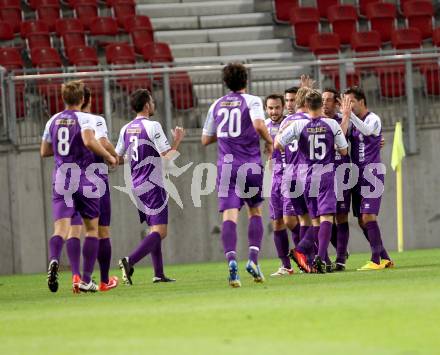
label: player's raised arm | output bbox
[340,95,352,137]
[274,121,298,151]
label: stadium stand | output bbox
[289,6,320,47]
[273,0,298,23]
[316,0,338,19]
[73,0,99,30]
[366,2,397,42]
[402,0,434,40]
[0,0,22,33]
[327,4,358,45]
[34,0,61,32]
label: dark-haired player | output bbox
[342,87,393,270]
[117,89,185,284]
[284,86,299,115]
[41,80,117,292]
[68,86,119,292]
[264,94,295,276]
[276,90,349,273]
[201,63,273,287]
[322,88,351,271]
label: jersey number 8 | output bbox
[57,127,70,156]
[217,108,242,138]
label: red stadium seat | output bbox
[31,47,62,69]
[357,0,381,17]
[21,20,49,38]
[273,0,298,23]
[402,0,434,39]
[67,46,98,66]
[105,42,135,65]
[62,32,87,53]
[124,15,153,33]
[316,0,338,19]
[131,31,154,54]
[28,0,58,9]
[141,42,173,63]
[83,79,104,113]
[391,28,422,51]
[289,7,320,47]
[433,27,440,47]
[309,32,340,57]
[112,0,136,28]
[89,17,118,36]
[351,30,381,53]
[376,65,406,97]
[0,20,13,40]
[56,18,84,36]
[366,2,397,42]
[328,5,358,45]
[73,0,98,30]
[0,1,22,33]
[36,3,61,32]
[420,63,440,96]
[0,46,23,70]
[169,72,195,110]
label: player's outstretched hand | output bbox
[106,155,117,169]
[172,126,185,143]
[300,74,316,89]
[341,95,353,117]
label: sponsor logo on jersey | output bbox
[127,128,142,134]
[55,119,76,126]
[221,100,241,107]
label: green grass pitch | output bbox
[0,249,439,355]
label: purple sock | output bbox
[222,220,237,263]
[151,238,165,278]
[336,223,349,264]
[291,224,301,246]
[49,235,64,262]
[129,231,161,266]
[330,223,338,249]
[66,237,81,276]
[82,236,99,284]
[310,226,320,262]
[363,223,390,260]
[365,221,383,264]
[299,225,309,242]
[248,216,263,264]
[297,226,314,255]
[317,221,332,260]
[97,238,112,284]
[361,226,370,242]
[274,230,291,269]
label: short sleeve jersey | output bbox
[115,117,171,188]
[203,92,264,166]
[42,110,96,169]
[279,117,348,174]
[349,112,382,168]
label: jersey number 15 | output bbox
[308,134,326,160]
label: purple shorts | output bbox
[269,178,284,220]
[71,179,111,226]
[218,165,264,212]
[303,177,337,219]
[281,177,308,217]
[335,165,351,215]
[136,186,169,226]
[52,171,100,221]
[352,172,384,217]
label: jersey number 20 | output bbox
[308,134,326,160]
[217,108,241,138]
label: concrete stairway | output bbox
[136,0,295,64]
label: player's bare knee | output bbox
[247,206,262,218]
[284,216,298,230]
[320,214,334,223]
[151,225,167,239]
[298,214,311,226]
[336,213,348,224]
[82,218,99,237]
[361,214,376,225]
[54,218,71,239]
[98,226,110,239]
[273,218,285,231]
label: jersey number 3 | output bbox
[308,134,326,160]
[217,108,241,138]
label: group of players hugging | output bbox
[41,62,392,293]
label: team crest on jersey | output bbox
[221,101,241,107]
[55,119,76,126]
[270,127,279,135]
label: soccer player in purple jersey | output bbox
[264,94,296,277]
[342,87,393,270]
[276,90,349,273]
[41,80,117,293]
[322,88,351,271]
[68,86,119,293]
[201,63,273,288]
[116,89,184,284]
[279,87,314,270]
